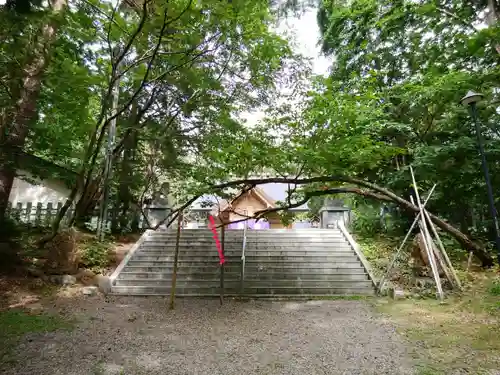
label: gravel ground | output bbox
[2,296,415,375]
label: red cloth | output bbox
[208,215,225,265]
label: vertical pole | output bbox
[414,210,451,286]
[423,210,462,290]
[467,251,474,273]
[169,211,183,310]
[410,167,444,301]
[377,185,436,294]
[240,212,248,295]
[98,74,120,241]
[470,103,500,265]
[220,220,225,305]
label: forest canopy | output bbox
[1,0,500,266]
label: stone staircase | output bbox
[109,227,376,297]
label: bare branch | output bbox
[436,6,478,33]
[79,0,130,36]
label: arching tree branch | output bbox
[156,176,494,267]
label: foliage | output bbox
[489,278,500,296]
[0,0,308,233]
[1,0,500,265]
[309,0,500,251]
[357,235,397,277]
[0,217,22,242]
[351,204,385,238]
[79,239,112,272]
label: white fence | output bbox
[6,201,148,230]
[5,202,206,231]
[7,202,326,231]
[7,201,70,227]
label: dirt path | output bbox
[2,297,414,375]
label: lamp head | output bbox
[460,90,483,106]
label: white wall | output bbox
[9,174,70,205]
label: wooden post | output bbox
[415,216,453,286]
[410,166,444,301]
[377,184,436,294]
[15,202,22,221]
[45,202,54,226]
[467,251,474,273]
[169,211,183,310]
[220,220,225,306]
[35,202,43,227]
[26,202,33,223]
[423,209,463,290]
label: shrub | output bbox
[351,205,384,238]
[489,279,500,296]
[0,217,21,242]
[80,240,112,272]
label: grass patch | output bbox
[0,308,73,363]
[0,308,72,338]
[376,272,500,374]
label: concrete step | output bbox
[122,263,365,273]
[148,231,344,238]
[244,242,349,246]
[138,245,353,253]
[242,280,373,287]
[135,251,243,257]
[131,254,359,262]
[141,243,244,248]
[118,267,368,280]
[243,250,354,256]
[146,234,345,241]
[116,271,369,281]
[135,250,356,257]
[141,241,349,247]
[242,273,370,281]
[122,265,234,273]
[153,229,342,233]
[110,285,375,296]
[113,279,373,288]
[141,242,348,249]
[243,237,347,241]
[114,279,232,287]
[148,232,238,237]
[126,260,363,269]
[117,272,222,280]
[257,256,360,263]
[144,237,243,242]
[116,273,371,286]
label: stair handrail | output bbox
[337,220,377,287]
[240,218,248,293]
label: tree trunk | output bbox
[118,103,139,232]
[213,175,495,267]
[486,0,500,55]
[346,178,495,267]
[0,0,67,219]
[73,179,101,228]
[0,163,15,219]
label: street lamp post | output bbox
[461,90,500,266]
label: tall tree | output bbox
[0,0,67,218]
